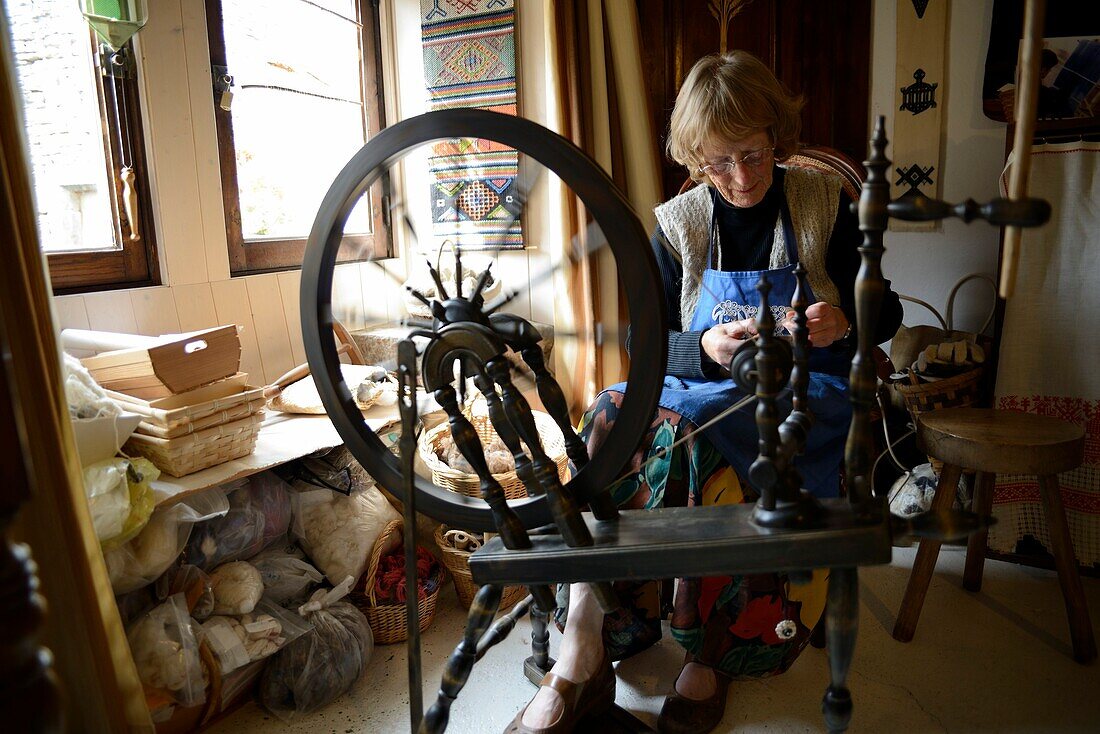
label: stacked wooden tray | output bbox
[81,325,242,400]
[109,373,265,477]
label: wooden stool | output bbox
[893,408,1096,662]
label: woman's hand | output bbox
[701,319,756,370]
[782,301,849,347]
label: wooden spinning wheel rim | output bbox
[301,109,667,532]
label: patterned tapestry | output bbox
[421,0,522,250]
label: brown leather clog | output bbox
[656,665,730,734]
[503,654,616,734]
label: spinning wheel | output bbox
[300,108,667,534]
[302,108,1050,734]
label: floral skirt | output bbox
[555,390,829,679]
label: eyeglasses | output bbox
[699,147,774,177]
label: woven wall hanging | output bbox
[891,0,948,232]
[421,0,523,250]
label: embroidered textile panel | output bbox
[421,0,523,250]
[890,0,947,232]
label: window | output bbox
[206,0,390,275]
[8,1,158,294]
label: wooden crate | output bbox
[81,325,241,399]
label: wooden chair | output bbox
[893,407,1097,663]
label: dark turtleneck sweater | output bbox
[629,167,903,378]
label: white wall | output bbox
[872,0,1006,336]
[51,0,562,387]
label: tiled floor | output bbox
[212,545,1100,733]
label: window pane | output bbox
[8,0,117,252]
[222,0,373,240]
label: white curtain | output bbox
[990,141,1100,566]
[545,0,663,414]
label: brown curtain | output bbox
[0,11,152,732]
[546,0,663,415]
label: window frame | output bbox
[46,36,160,295]
[205,0,391,276]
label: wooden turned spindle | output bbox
[486,315,599,494]
[420,584,504,734]
[454,247,463,298]
[427,259,450,301]
[822,567,858,733]
[787,263,812,417]
[520,346,618,522]
[845,116,890,507]
[777,263,814,499]
[434,386,531,551]
[485,359,619,613]
[471,265,494,305]
[525,601,555,684]
[475,594,533,659]
[749,277,784,509]
[472,371,543,497]
[398,340,424,733]
[469,371,558,612]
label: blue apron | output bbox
[610,190,852,498]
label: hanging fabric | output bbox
[545,0,663,412]
[891,0,948,232]
[991,141,1100,567]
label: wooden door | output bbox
[636,0,872,199]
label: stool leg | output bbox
[893,463,963,642]
[963,471,995,592]
[1037,474,1097,663]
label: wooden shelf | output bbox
[150,402,402,508]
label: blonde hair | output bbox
[668,51,804,182]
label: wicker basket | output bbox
[123,411,263,477]
[351,519,444,645]
[419,409,569,500]
[110,383,265,439]
[895,367,984,471]
[434,525,527,612]
[894,367,983,421]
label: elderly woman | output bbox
[507,51,902,734]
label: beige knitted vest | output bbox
[653,167,842,330]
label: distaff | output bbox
[1000,0,1045,298]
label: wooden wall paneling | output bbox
[332,262,367,330]
[495,249,532,320]
[528,247,555,325]
[180,0,232,281]
[277,270,307,365]
[210,278,265,383]
[83,290,139,334]
[357,261,391,326]
[130,287,182,336]
[828,0,872,162]
[52,295,90,331]
[381,259,407,318]
[172,281,219,332]
[138,0,209,286]
[245,274,295,382]
[635,0,871,201]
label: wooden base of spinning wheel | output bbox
[523,655,656,734]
